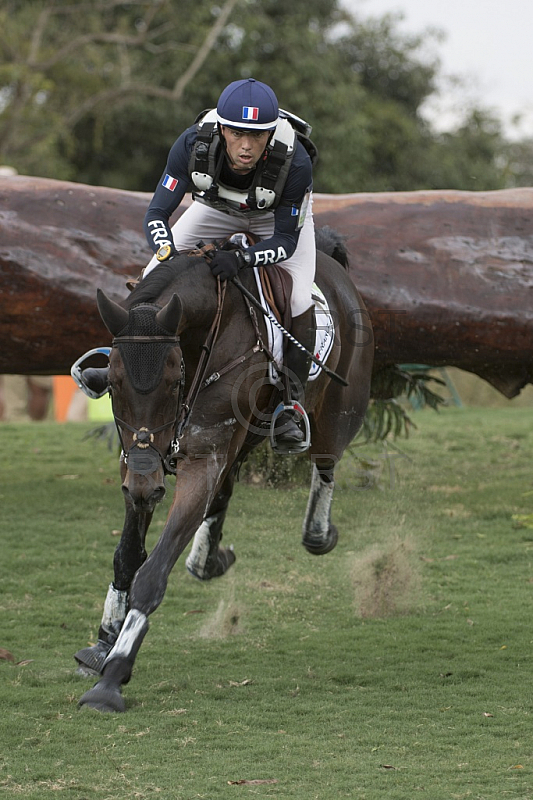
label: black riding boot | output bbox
[274,306,316,452]
[81,367,109,397]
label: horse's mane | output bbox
[124,261,181,309]
[316,226,349,269]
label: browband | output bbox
[112,336,179,344]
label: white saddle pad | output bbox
[252,270,335,383]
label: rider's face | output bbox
[220,126,270,173]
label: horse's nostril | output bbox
[121,482,165,509]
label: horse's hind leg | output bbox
[302,375,370,556]
[185,471,237,580]
[302,458,338,555]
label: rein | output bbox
[174,270,273,437]
[111,258,274,477]
[174,276,227,440]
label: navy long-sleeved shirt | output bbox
[143,124,313,267]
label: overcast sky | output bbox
[342,0,533,139]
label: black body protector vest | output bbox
[189,109,318,219]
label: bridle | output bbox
[109,332,185,476]
[109,262,273,478]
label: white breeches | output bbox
[144,196,316,317]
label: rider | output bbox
[143,77,317,451]
[82,78,317,451]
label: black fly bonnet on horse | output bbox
[114,303,178,394]
[110,302,183,476]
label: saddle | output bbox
[257,265,292,331]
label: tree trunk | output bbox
[1,175,532,397]
[315,189,533,397]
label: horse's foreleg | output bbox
[185,470,237,580]
[74,500,152,677]
[302,460,338,555]
[78,455,222,712]
[78,609,149,713]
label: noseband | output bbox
[109,276,268,478]
[109,280,227,478]
[110,333,184,476]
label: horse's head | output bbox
[97,289,183,513]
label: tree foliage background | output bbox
[1,0,531,194]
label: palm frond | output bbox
[360,364,446,442]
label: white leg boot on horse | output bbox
[273,306,316,454]
[74,583,128,676]
[185,512,235,580]
[301,463,338,555]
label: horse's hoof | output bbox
[302,525,338,555]
[78,681,125,713]
[214,546,236,577]
[187,546,236,581]
[76,664,99,678]
[74,640,112,677]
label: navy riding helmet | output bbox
[216,78,279,131]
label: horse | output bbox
[75,227,374,712]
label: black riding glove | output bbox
[209,249,251,281]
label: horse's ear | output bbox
[96,289,129,336]
[155,293,182,334]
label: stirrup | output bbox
[71,348,111,399]
[270,402,311,455]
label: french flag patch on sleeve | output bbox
[162,174,178,191]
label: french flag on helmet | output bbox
[217,78,279,131]
[242,106,259,121]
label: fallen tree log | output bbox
[316,190,533,398]
[1,175,533,397]
[0,175,147,375]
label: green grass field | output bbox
[1,406,533,799]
